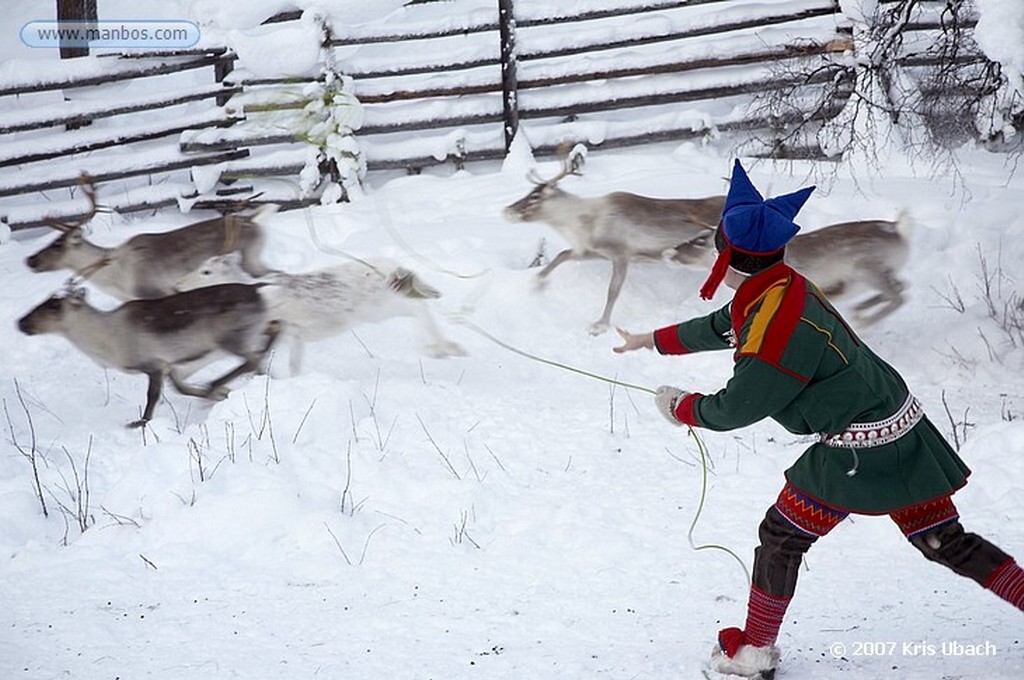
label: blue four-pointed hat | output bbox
[699,159,815,299]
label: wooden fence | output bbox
[333,0,853,171]
[0,14,332,231]
[332,0,997,172]
[0,0,998,231]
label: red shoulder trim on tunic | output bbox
[730,263,807,368]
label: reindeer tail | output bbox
[893,207,914,240]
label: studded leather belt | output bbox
[818,394,924,449]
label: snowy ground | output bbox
[2,0,1023,677]
[1,142,1022,679]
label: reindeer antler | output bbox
[44,172,102,233]
[527,144,587,187]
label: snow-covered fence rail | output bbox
[0,16,337,232]
[1,1,1004,230]
[0,49,249,230]
[330,0,1007,174]
[330,0,854,172]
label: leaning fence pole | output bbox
[498,0,519,151]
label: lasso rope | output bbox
[452,316,750,586]
[685,424,752,586]
[231,175,385,276]
[373,195,492,281]
[302,208,383,275]
[251,177,749,584]
[454,316,655,395]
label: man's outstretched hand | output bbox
[613,327,654,354]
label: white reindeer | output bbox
[175,254,465,374]
[25,174,277,300]
[17,283,281,428]
[503,157,725,334]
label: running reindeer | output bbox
[25,173,276,300]
[503,155,725,335]
[175,254,465,375]
[504,157,910,332]
[18,283,282,428]
[786,214,911,326]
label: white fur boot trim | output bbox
[709,642,780,678]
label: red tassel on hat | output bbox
[700,245,731,300]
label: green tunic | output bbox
[654,263,969,513]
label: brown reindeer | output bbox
[25,174,276,300]
[504,157,725,334]
[17,283,281,428]
[505,154,912,330]
[786,214,911,326]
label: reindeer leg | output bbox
[414,304,465,358]
[852,271,905,325]
[127,369,166,428]
[206,320,283,399]
[286,333,304,376]
[591,257,628,336]
[854,296,904,326]
[671,231,714,266]
[167,368,217,399]
[534,248,577,289]
[819,281,847,298]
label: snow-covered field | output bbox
[2,142,1022,679]
[2,1,1023,679]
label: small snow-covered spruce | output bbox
[298,70,365,203]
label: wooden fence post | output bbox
[57,0,98,130]
[57,0,97,59]
[498,0,519,151]
[214,56,235,106]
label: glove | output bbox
[655,385,689,425]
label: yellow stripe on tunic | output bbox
[740,282,787,355]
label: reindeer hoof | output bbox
[208,385,231,401]
[126,418,149,429]
[588,321,610,336]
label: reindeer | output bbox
[503,157,725,334]
[505,156,913,330]
[668,212,913,325]
[17,284,281,428]
[25,174,276,300]
[174,254,465,374]
[786,213,912,326]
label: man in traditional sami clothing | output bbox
[613,159,1023,679]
